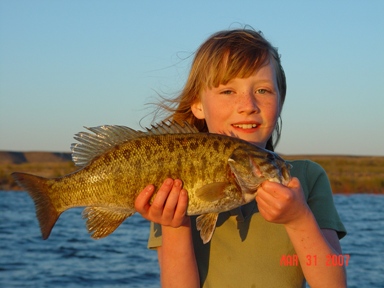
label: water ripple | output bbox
[334,194,384,288]
[1,192,383,287]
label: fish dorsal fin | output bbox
[146,120,198,135]
[195,182,229,202]
[196,213,219,244]
[71,125,144,167]
[82,206,134,239]
[71,121,199,167]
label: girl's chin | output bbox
[235,135,267,148]
[247,141,266,148]
[208,128,267,147]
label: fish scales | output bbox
[101,134,234,200]
[11,121,291,243]
[66,132,243,236]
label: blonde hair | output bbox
[156,28,286,150]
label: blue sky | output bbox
[1,1,383,156]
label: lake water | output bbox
[0,191,383,287]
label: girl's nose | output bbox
[236,91,259,114]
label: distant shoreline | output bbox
[1,151,383,193]
[0,151,72,164]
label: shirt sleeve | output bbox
[291,160,347,239]
[147,221,162,249]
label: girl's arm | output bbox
[135,178,200,288]
[158,221,199,287]
[256,178,347,288]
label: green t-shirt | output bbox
[147,160,347,287]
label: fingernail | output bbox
[174,179,182,187]
[165,178,173,185]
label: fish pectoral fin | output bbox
[82,206,134,239]
[195,182,229,202]
[196,213,219,244]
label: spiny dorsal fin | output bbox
[146,121,197,135]
[71,121,199,167]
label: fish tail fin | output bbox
[11,172,60,240]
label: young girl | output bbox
[134,28,347,287]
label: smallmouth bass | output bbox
[12,121,291,244]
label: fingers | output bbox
[135,178,189,227]
[151,179,177,217]
[135,184,155,215]
[174,188,188,220]
[159,179,184,220]
[256,180,281,208]
[286,177,301,189]
[256,177,307,224]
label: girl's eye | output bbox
[256,89,268,94]
[220,90,234,95]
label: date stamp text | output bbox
[280,254,350,266]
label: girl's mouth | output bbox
[232,123,258,129]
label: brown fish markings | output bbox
[12,122,291,244]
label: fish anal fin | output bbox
[195,182,229,202]
[196,213,219,244]
[82,206,134,239]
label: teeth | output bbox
[233,124,257,129]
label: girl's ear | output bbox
[191,101,205,119]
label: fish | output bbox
[11,121,291,244]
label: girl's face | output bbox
[191,62,280,148]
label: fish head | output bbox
[228,145,292,197]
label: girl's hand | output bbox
[135,178,190,227]
[256,177,311,229]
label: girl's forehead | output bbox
[210,60,277,87]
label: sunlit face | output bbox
[191,62,280,148]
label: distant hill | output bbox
[0,151,75,191]
[0,151,72,164]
